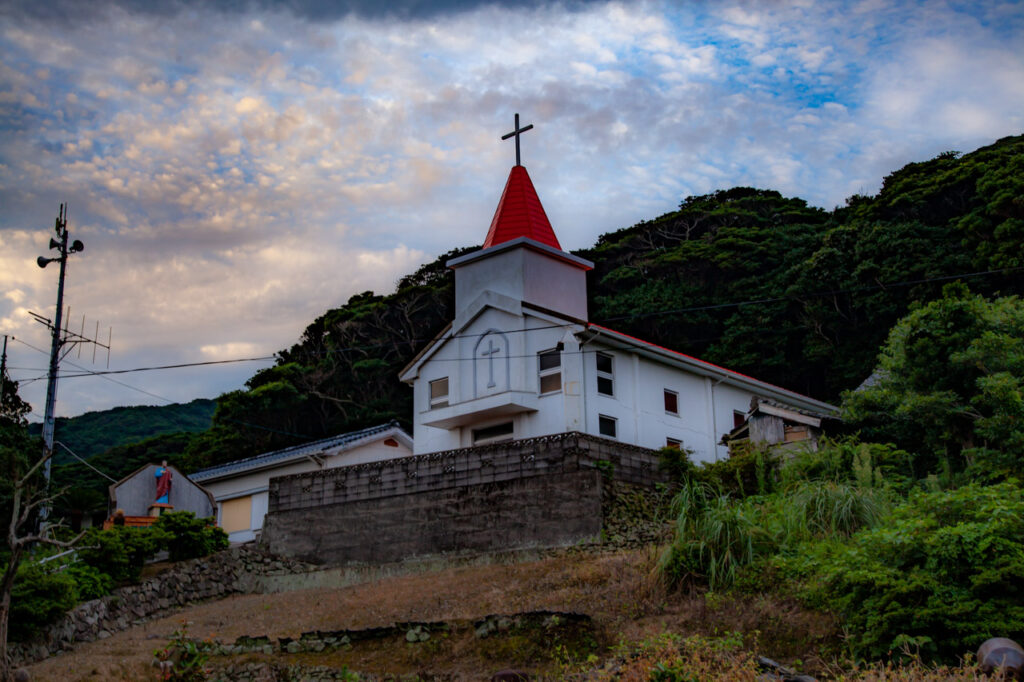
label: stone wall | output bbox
[263,470,603,565]
[261,432,666,565]
[9,545,315,666]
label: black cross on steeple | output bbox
[501,113,533,167]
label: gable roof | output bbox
[482,165,561,250]
[584,324,838,415]
[189,421,413,483]
[108,463,215,509]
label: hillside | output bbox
[22,547,990,681]
[30,398,215,464]
[172,134,1022,474]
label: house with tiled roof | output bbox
[191,422,412,542]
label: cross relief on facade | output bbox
[481,338,501,388]
[473,329,510,398]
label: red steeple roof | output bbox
[482,165,561,250]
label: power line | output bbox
[8,264,1020,379]
[53,441,118,483]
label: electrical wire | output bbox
[7,264,1020,379]
[53,441,118,483]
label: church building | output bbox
[260,119,839,564]
[400,119,836,461]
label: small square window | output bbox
[664,389,678,415]
[733,410,746,428]
[596,352,614,396]
[429,377,449,409]
[666,438,682,450]
[598,414,617,438]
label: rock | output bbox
[978,638,1024,679]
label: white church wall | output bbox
[569,342,758,463]
[412,308,588,454]
[521,249,589,321]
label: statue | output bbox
[155,460,173,503]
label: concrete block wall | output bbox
[260,432,665,565]
[262,470,603,565]
[268,431,662,514]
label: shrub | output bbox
[802,482,1024,661]
[64,562,114,601]
[8,561,78,641]
[779,438,916,493]
[153,511,228,562]
[659,442,778,498]
[77,525,169,584]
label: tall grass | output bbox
[661,479,892,590]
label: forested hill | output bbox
[65,134,1024,481]
[32,398,215,465]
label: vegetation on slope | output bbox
[659,288,1024,663]
[30,398,215,465]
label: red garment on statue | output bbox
[155,467,172,501]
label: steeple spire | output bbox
[482,165,561,250]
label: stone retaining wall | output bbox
[10,545,315,666]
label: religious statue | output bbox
[155,460,173,503]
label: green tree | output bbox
[1,383,83,678]
[843,285,1024,480]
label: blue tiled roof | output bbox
[189,421,405,482]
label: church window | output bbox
[598,414,617,438]
[538,349,561,394]
[473,421,514,445]
[596,352,614,396]
[664,389,679,415]
[429,377,449,408]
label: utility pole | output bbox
[1,335,8,411]
[35,204,84,521]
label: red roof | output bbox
[483,165,561,250]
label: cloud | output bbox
[1,0,1022,418]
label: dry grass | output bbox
[18,546,883,681]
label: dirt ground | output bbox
[24,547,836,681]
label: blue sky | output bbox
[1,0,1022,419]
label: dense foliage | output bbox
[153,511,229,562]
[30,398,214,465]
[800,483,1024,660]
[658,287,1024,662]
[7,512,225,642]
[844,286,1024,482]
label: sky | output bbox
[1,0,1022,422]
